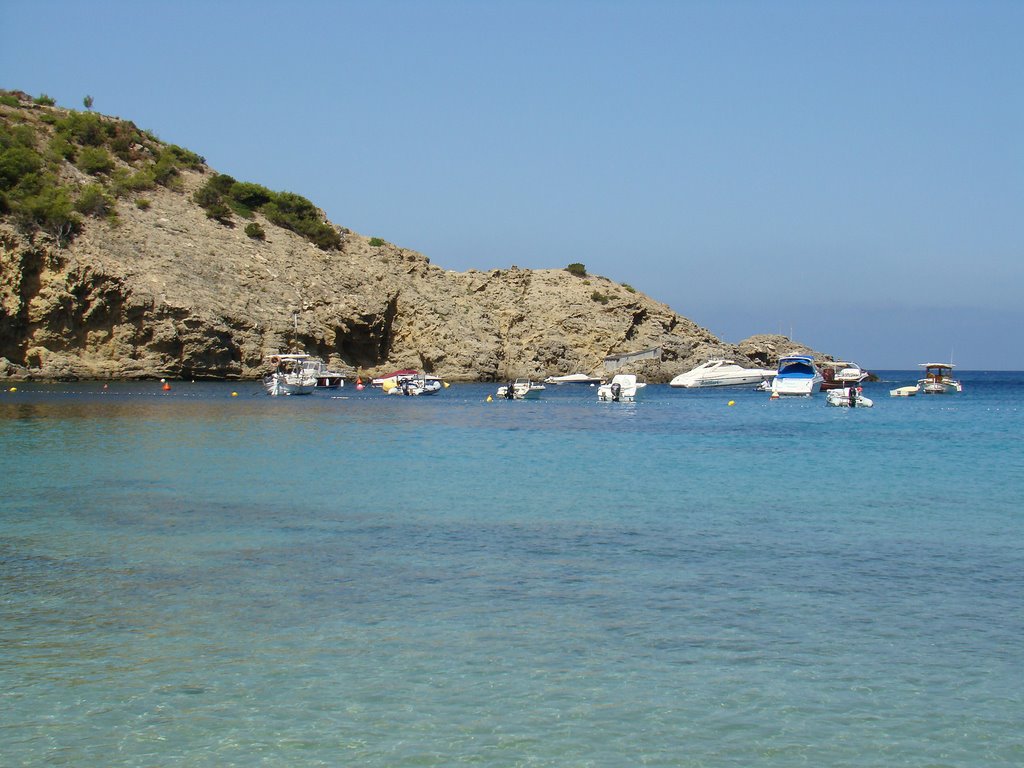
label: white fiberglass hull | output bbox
[264,373,314,396]
[671,370,775,388]
[771,376,822,396]
[826,389,873,407]
[597,375,645,402]
[919,379,962,394]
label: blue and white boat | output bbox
[770,354,824,397]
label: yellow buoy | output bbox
[231,391,238,397]
[443,381,450,388]
[486,395,493,402]
[8,386,16,392]
[728,400,735,406]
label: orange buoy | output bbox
[162,382,171,391]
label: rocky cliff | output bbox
[0,92,826,381]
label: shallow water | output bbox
[2,373,1022,766]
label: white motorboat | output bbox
[543,372,603,385]
[890,385,918,397]
[821,361,869,391]
[597,374,646,402]
[263,353,317,396]
[917,363,962,394]
[826,387,874,407]
[496,378,546,400]
[373,369,444,395]
[669,359,775,388]
[299,358,345,389]
[770,355,824,397]
[386,375,443,396]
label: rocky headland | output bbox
[1,90,828,382]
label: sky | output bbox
[3,0,1022,369]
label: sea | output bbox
[2,372,1022,767]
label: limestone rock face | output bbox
[0,97,829,382]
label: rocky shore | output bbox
[1,93,828,382]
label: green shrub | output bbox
[19,185,80,243]
[590,291,609,304]
[109,167,156,196]
[566,262,587,277]
[229,181,273,209]
[135,198,151,210]
[57,112,106,146]
[0,94,19,107]
[34,94,56,106]
[622,283,636,293]
[0,146,42,190]
[47,134,76,162]
[83,95,94,110]
[203,201,234,224]
[261,191,340,250]
[151,153,180,186]
[75,183,114,217]
[193,181,223,209]
[163,143,204,169]
[206,173,236,195]
[369,237,385,247]
[244,222,265,240]
[77,146,114,175]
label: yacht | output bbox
[543,373,603,385]
[770,355,824,397]
[917,363,962,394]
[669,359,775,388]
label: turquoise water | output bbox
[2,373,1022,766]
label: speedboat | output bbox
[543,372,603,385]
[496,379,546,400]
[917,363,962,394]
[770,355,823,397]
[820,362,869,391]
[299,358,345,389]
[890,386,918,397]
[385,374,443,396]
[263,354,317,396]
[826,386,874,407]
[669,359,775,388]
[597,374,646,402]
[373,369,444,395]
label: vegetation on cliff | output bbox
[0,90,339,251]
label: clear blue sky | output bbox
[4,0,1022,369]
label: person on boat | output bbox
[504,381,515,400]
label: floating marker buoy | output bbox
[162,382,171,391]
[102,383,108,389]
[231,391,238,397]
[443,382,450,388]
[8,386,16,392]
[728,400,735,406]
[486,395,493,402]
[356,376,362,386]
[356,383,364,391]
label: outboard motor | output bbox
[611,382,622,402]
